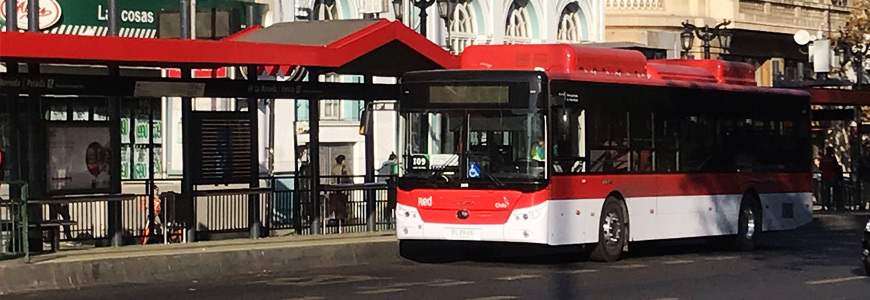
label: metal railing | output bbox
[2,175,396,256]
[1,182,29,260]
[814,176,869,211]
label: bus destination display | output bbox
[429,85,509,104]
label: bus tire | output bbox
[590,197,628,262]
[734,194,762,251]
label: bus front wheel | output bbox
[590,197,628,262]
[734,194,762,251]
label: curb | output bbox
[0,237,400,295]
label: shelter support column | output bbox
[25,0,44,252]
[107,0,123,247]
[248,65,262,238]
[309,70,322,235]
[364,75,376,232]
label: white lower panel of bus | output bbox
[396,192,813,246]
[395,202,551,244]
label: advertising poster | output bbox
[120,145,131,179]
[134,113,150,144]
[120,116,131,144]
[46,125,112,193]
[133,146,149,179]
[153,146,162,175]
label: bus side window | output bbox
[552,106,585,173]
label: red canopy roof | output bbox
[0,19,458,76]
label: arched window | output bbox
[448,1,477,53]
[505,0,532,44]
[557,2,583,43]
[312,0,338,20]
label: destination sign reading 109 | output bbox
[429,85,509,104]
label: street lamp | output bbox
[680,20,733,59]
[838,40,868,90]
[393,0,437,36]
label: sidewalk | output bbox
[0,231,399,295]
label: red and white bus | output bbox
[395,44,813,261]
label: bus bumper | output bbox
[395,203,550,244]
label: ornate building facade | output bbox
[605,0,851,86]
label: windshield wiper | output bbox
[428,154,459,184]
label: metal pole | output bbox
[703,39,711,59]
[5,0,17,32]
[27,0,38,32]
[364,75,376,231]
[180,0,196,242]
[247,65,262,239]
[107,0,123,248]
[309,69,322,234]
[857,53,864,91]
[108,0,120,36]
[309,96,321,234]
[419,6,428,37]
[181,0,191,40]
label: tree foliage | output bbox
[838,0,870,51]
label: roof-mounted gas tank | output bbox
[649,59,756,86]
[460,44,647,77]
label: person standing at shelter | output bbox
[378,153,398,227]
[819,147,843,211]
[329,155,350,220]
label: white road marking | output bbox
[267,275,383,287]
[805,276,867,285]
[356,288,406,295]
[702,256,738,261]
[560,269,599,274]
[428,280,475,287]
[610,264,648,269]
[496,274,541,281]
[662,260,694,265]
[464,297,518,300]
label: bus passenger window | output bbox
[553,106,585,173]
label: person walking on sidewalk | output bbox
[819,147,844,211]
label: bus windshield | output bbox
[401,109,546,187]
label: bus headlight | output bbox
[865,219,870,233]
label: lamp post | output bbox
[436,0,455,52]
[393,0,437,36]
[838,41,868,90]
[680,20,733,59]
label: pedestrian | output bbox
[377,153,398,182]
[329,155,350,220]
[378,153,398,228]
[49,202,76,244]
[819,147,843,211]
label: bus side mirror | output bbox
[359,108,372,135]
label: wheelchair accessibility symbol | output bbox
[468,163,481,178]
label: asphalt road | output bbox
[10,216,870,300]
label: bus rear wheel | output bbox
[590,197,628,262]
[734,194,762,251]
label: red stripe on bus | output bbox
[549,173,811,200]
[398,173,810,225]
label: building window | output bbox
[313,0,338,20]
[321,100,341,120]
[448,1,477,53]
[557,2,583,43]
[505,1,532,44]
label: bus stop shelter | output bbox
[0,19,458,248]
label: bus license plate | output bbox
[447,228,481,240]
